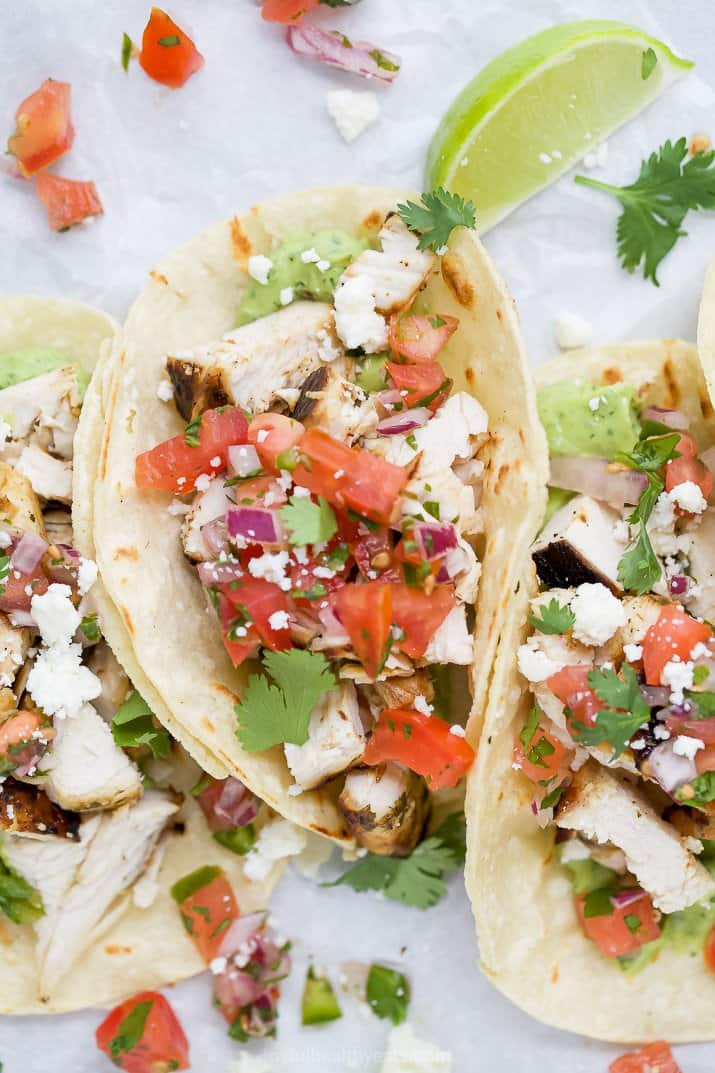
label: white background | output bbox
[2,1,715,1070]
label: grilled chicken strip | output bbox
[0,460,46,537]
[284,681,365,790]
[337,215,435,317]
[339,763,428,856]
[372,671,434,711]
[0,779,79,839]
[555,762,715,913]
[291,362,378,444]
[166,301,342,420]
[42,508,73,548]
[533,495,628,592]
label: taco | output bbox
[84,186,546,855]
[0,297,284,1017]
[466,339,715,1041]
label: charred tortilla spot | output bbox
[602,367,622,385]
[441,252,476,308]
[496,308,503,322]
[662,358,680,407]
[361,209,384,232]
[0,780,80,839]
[493,463,510,494]
[201,716,215,734]
[700,386,714,421]
[291,367,329,422]
[150,270,168,286]
[551,964,559,984]
[212,683,239,704]
[230,216,252,266]
[166,358,230,422]
[120,604,135,637]
[465,366,475,385]
[114,547,139,561]
[104,944,133,955]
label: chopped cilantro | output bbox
[236,649,337,752]
[368,49,400,73]
[111,691,170,759]
[170,865,222,905]
[121,32,134,72]
[428,315,446,329]
[583,886,615,918]
[158,34,181,46]
[80,611,102,644]
[624,913,643,934]
[528,598,575,635]
[641,46,657,80]
[423,500,441,520]
[213,825,256,855]
[397,188,476,252]
[693,665,710,687]
[280,495,337,545]
[571,665,650,759]
[519,706,555,768]
[184,415,202,447]
[0,556,9,597]
[366,964,410,1025]
[109,999,154,1062]
[684,689,715,717]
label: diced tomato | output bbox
[7,80,74,178]
[386,361,452,412]
[665,713,715,743]
[223,577,292,651]
[217,591,261,667]
[665,454,713,504]
[261,0,320,22]
[610,1041,681,1073]
[389,313,459,364]
[642,605,713,686]
[248,413,304,472]
[293,428,408,526]
[135,406,248,494]
[364,708,475,789]
[695,744,715,775]
[0,563,48,614]
[96,990,189,1073]
[0,710,46,776]
[171,866,239,964]
[289,541,351,607]
[139,8,204,89]
[513,719,569,785]
[231,474,287,508]
[390,583,455,658]
[575,891,660,958]
[332,582,392,680]
[546,665,601,728]
[35,174,103,233]
[196,776,257,832]
[353,527,396,579]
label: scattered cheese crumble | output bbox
[247,254,273,286]
[554,310,593,350]
[326,89,380,143]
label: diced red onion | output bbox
[610,888,646,910]
[669,575,688,597]
[286,26,401,84]
[202,518,230,557]
[219,911,266,961]
[549,456,648,509]
[640,685,670,708]
[377,408,430,437]
[197,559,245,587]
[376,389,403,408]
[10,532,48,574]
[213,968,265,1012]
[318,603,350,645]
[227,444,262,479]
[665,712,715,743]
[197,776,258,832]
[9,609,36,628]
[641,406,690,430]
[413,522,458,561]
[226,507,283,546]
[648,739,697,794]
[702,445,715,478]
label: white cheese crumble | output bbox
[156,378,174,402]
[334,273,388,353]
[413,694,433,716]
[243,819,308,882]
[662,658,694,704]
[27,640,101,720]
[300,248,320,263]
[279,286,294,307]
[326,89,380,143]
[194,474,211,493]
[517,641,563,683]
[449,724,466,738]
[248,550,292,591]
[31,584,80,646]
[569,582,625,647]
[554,310,593,350]
[670,481,708,515]
[209,956,228,975]
[317,259,331,272]
[77,557,98,597]
[247,254,273,286]
[624,643,643,663]
[268,610,290,631]
[673,735,705,760]
[380,1024,452,1073]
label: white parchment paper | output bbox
[2,1,715,1070]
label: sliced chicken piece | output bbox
[42,703,142,811]
[16,444,73,503]
[42,509,73,547]
[180,476,233,562]
[338,215,435,317]
[166,302,342,421]
[0,461,45,537]
[686,506,715,622]
[0,612,30,689]
[372,670,434,711]
[291,362,379,444]
[0,779,79,838]
[284,681,365,790]
[423,605,473,666]
[86,643,131,724]
[402,469,482,538]
[0,367,80,464]
[367,392,488,475]
[532,495,628,592]
[555,762,715,913]
[339,650,416,685]
[339,763,428,856]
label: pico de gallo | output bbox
[137,205,483,855]
[515,375,715,972]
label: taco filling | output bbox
[516,375,715,971]
[135,213,484,856]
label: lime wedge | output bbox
[426,20,693,232]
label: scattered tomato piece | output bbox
[135,406,248,494]
[248,413,304,472]
[96,991,189,1073]
[547,664,600,728]
[642,605,712,686]
[171,866,239,963]
[35,174,103,233]
[610,1041,681,1073]
[665,451,713,504]
[218,590,261,667]
[224,577,292,651]
[332,582,392,680]
[389,313,459,364]
[261,0,320,23]
[139,8,205,89]
[386,360,452,412]
[364,707,475,789]
[7,79,74,178]
[575,890,660,958]
[513,718,570,785]
[389,583,455,658]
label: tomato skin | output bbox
[96,991,189,1073]
[364,708,475,789]
[513,721,569,785]
[178,873,239,963]
[139,8,205,89]
[7,80,74,178]
[293,428,408,526]
[218,591,261,666]
[385,361,452,412]
[332,582,392,679]
[262,0,320,21]
[390,583,455,658]
[248,413,304,472]
[642,605,713,686]
[575,891,660,958]
[35,174,103,232]
[389,314,459,363]
[610,1041,681,1073]
[135,406,249,493]
[546,665,600,728]
[223,577,292,651]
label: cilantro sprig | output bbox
[571,665,650,759]
[397,188,477,252]
[366,965,410,1025]
[236,649,337,752]
[326,812,465,909]
[280,495,337,546]
[528,598,575,635]
[111,691,171,759]
[615,432,680,594]
[575,137,715,284]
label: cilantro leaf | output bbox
[111,691,170,759]
[326,812,464,909]
[575,137,715,284]
[366,964,410,1025]
[641,47,657,80]
[184,415,202,447]
[280,495,337,546]
[397,188,477,252]
[0,855,43,924]
[518,705,556,768]
[571,665,650,759]
[615,433,680,593]
[616,432,681,473]
[583,886,616,918]
[80,611,102,644]
[109,999,154,1062]
[236,649,337,751]
[528,598,575,635]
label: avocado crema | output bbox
[238,230,369,325]
[0,347,89,393]
[537,381,641,458]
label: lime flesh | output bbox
[426,20,693,232]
